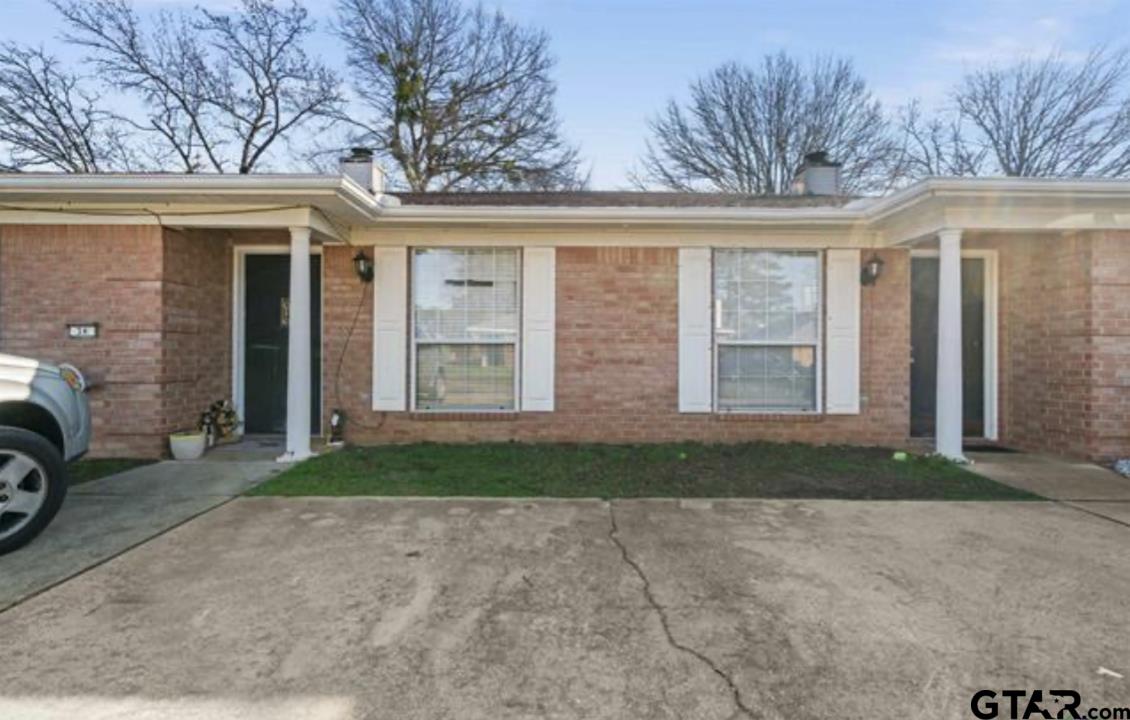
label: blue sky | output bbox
[1,0,1127,187]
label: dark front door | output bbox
[910,257,985,438]
[244,254,321,434]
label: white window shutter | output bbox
[678,247,713,413]
[372,246,408,411]
[521,247,556,411]
[825,249,861,414]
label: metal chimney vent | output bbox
[340,147,384,194]
[793,151,842,196]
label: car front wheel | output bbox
[0,428,68,555]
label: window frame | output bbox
[711,248,824,415]
[409,247,523,413]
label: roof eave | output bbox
[867,177,1130,222]
[2,175,1130,235]
[0,173,385,226]
[377,204,867,226]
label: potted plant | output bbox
[201,399,240,447]
[169,428,207,460]
[169,399,240,459]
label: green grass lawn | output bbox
[68,458,156,486]
[247,442,1041,500]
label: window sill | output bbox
[409,412,520,422]
[715,413,824,423]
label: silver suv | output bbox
[0,354,91,554]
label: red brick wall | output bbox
[9,225,1121,460]
[324,246,911,447]
[993,234,1094,457]
[1,225,166,456]
[0,224,231,457]
[1084,231,1130,460]
[161,229,233,436]
[975,231,1130,461]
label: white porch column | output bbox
[935,229,965,461]
[279,226,313,462]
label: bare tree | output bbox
[52,0,342,173]
[0,43,132,172]
[334,0,584,191]
[949,48,1130,177]
[635,54,901,194]
[896,100,987,178]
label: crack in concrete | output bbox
[1058,500,1130,530]
[607,502,757,720]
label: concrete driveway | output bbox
[3,496,1129,719]
[0,459,282,611]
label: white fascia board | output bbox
[865,177,1130,223]
[0,173,350,195]
[373,178,1130,228]
[377,204,869,226]
[4,174,1130,235]
[0,174,385,230]
[924,176,1130,196]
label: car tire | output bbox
[0,427,68,555]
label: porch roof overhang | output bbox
[0,173,391,243]
[867,177,1130,246]
[0,174,1128,244]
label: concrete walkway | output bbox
[967,450,1130,525]
[0,458,282,611]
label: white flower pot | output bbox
[169,432,207,461]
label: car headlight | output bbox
[59,363,86,392]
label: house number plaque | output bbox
[66,323,99,340]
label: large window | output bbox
[412,248,520,411]
[714,250,820,412]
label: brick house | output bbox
[1,153,1127,462]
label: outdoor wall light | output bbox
[353,250,374,283]
[861,253,885,286]
[329,408,345,444]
